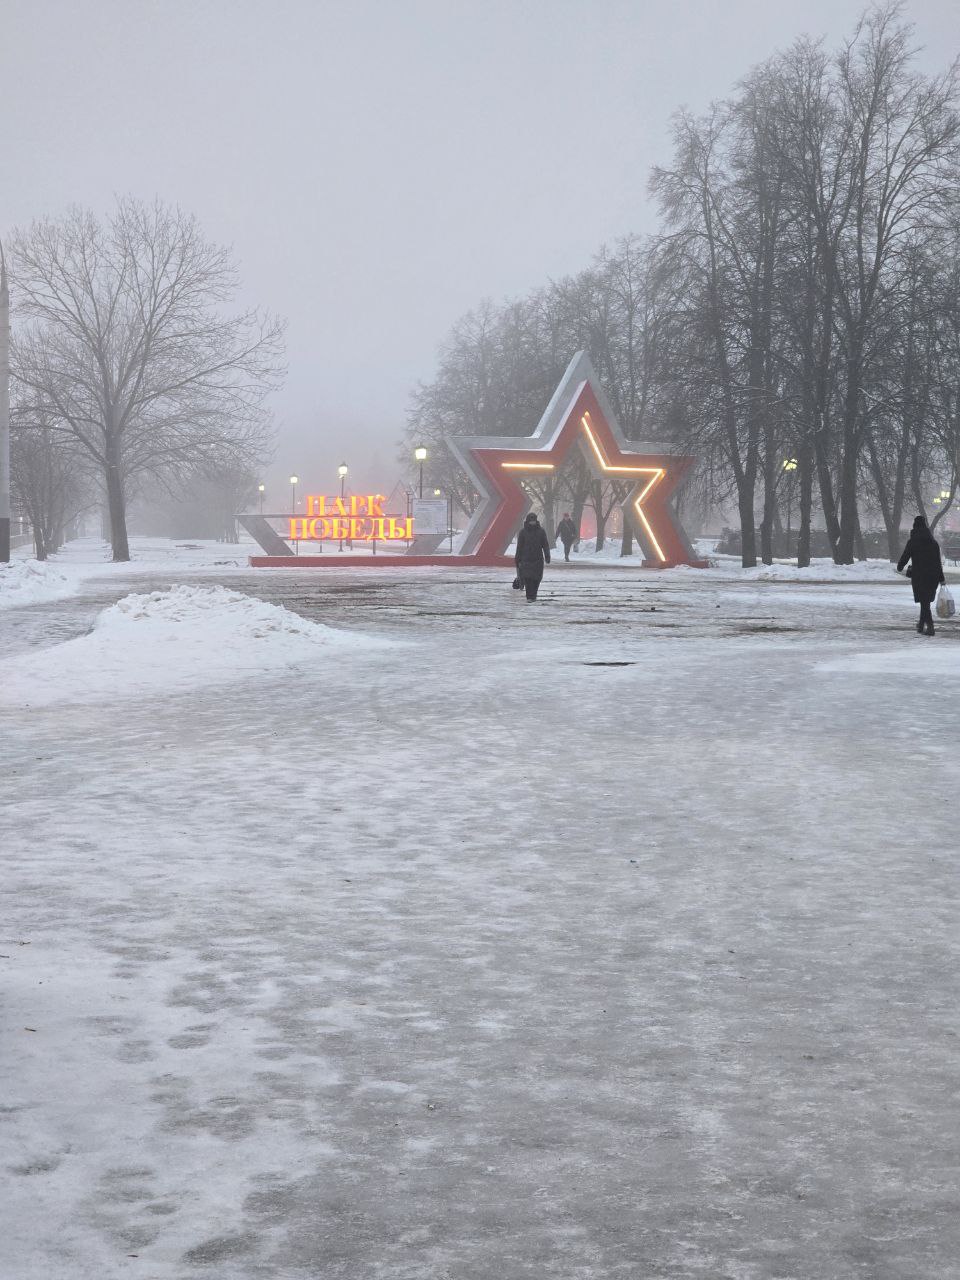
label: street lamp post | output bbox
[338,463,348,552]
[414,445,427,500]
[432,486,451,552]
[258,483,265,515]
[289,474,299,555]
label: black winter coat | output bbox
[516,522,551,576]
[556,517,577,545]
[897,532,945,603]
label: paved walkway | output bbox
[2,566,958,1279]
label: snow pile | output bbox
[0,557,81,610]
[103,584,337,637]
[563,537,641,562]
[732,557,900,583]
[668,555,904,582]
[4,584,392,706]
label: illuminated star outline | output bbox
[448,350,702,566]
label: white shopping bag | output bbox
[936,585,956,619]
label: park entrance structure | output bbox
[247,351,706,568]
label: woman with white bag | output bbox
[897,515,946,636]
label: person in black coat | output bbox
[556,513,577,562]
[515,512,551,601]
[897,515,945,635]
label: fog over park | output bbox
[3,0,956,498]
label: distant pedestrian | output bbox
[515,512,551,601]
[897,515,945,635]
[556,513,577,562]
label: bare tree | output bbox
[404,8,960,569]
[10,198,285,560]
[11,402,93,559]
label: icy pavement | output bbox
[2,545,959,1279]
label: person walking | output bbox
[515,511,551,601]
[556,512,577,562]
[897,515,946,635]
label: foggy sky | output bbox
[3,0,957,499]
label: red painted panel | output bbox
[249,555,515,568]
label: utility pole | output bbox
[0,246,10,563]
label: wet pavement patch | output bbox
[730,623,805,634]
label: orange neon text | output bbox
[305,494,387,517]
[288,516,415,541]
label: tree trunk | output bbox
[834,339,864,565]
[834,466,859,564]
[797,445,813,569]
[571,497,585,549]
[738,489,757,568]
[759,450,776,565]
[543,477,556,545]
[814,435,841,559]
[567,457,590,550]
[909,440,927,524]
[620,520,633,557]
[866,433,905,562]
[854,511,867,562]
[104,451,130,562]
[592,481,606,551]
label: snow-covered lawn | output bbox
[0,537,257,612]
[2,545,959,1278]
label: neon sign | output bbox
[288,494,414,542]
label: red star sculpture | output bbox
[449,351,704,567]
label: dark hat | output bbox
[912,515,929,530]
[524,512,540,525]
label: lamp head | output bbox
[258,483,265,493]
[414,446,428,463]
[289,474,299,485]
[338,463,348,478]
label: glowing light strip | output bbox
[633,499,666,562]
[633,472,663,503]
[581,415,653,474]
[501,462,555,470]
[581,413,667,562]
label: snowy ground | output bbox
[0,537,254,612]
[2,539,959,1279]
